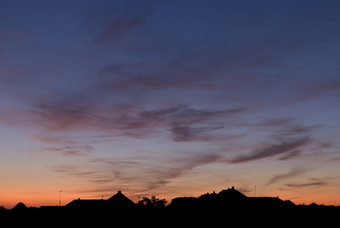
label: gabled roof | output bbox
[108,191,135,207]
[12,202,27,210]
[65,199,106,208]
[65,191,135,209]
[218,186,247,200]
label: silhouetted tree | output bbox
[137,196,167,208]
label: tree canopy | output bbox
[137,196,167,208]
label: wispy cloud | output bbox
[278,149,302,160]
[267,167,307,185]
[31,134,76,145]
[51,165,98,179]
[170,125,224,142]
[43,133,311,191]
[66,152,229,192]
[152,141,308,190]
[31,102,245,140]
[50,163,135,186]
[83,2,156,45]
[229,137,310,164]
[140,153,225,191]
[93,10,155,44]
[32,98,94,131]
[29,145,94,157]
[328,156,340,162]
[286,181,328,188]
[90,158,140,166]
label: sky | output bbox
[0,0,340,208]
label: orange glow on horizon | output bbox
[1,184,339,209]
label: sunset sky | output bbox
[1,0,340,208]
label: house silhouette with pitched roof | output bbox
[168,186,294,210]
[66,190,135,210]
[107,190,135,207]
[12,202,28,211]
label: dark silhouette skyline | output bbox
[1,186,339,226]
[3,186,338,210]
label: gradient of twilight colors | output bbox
[0,0,340,208]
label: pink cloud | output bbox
[31,134,75,145]
[30,101,245,141]
[229,137,310,164]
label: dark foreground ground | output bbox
[1,205,339,227]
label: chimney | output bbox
[118,190,122,194]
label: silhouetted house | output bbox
[198,191,218,202]
[12,202,28,211]
[66,199,106,209]
[168,186,296,212]
[282,199,295,208]
[247,196,296,209]
[309,202,319,207]
[66,191,135,210]
[168,187,247,210]
[218,186,247,201]
[108,190,135,208]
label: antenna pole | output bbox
[59,190,62,206]
[255,185,257,197]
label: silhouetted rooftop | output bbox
[4,186,340,226]
[167,186,296,210]
[218,186,247,200]
[66,191,135,209]
[108,190,135,206]
[12,202,27,211]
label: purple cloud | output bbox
[278,149,302,160]
[267,167,307,185]
[30,100,245,140]
[51,165,98,179]
[29,144,95,157]
[31,134,76,145]
[90,158,139,166]
[83,3,156,45]
[94,11,154,44]
[170,125,224,142]
[229,137,310,164]
[141,153,225,191]
[286,181,328,188]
